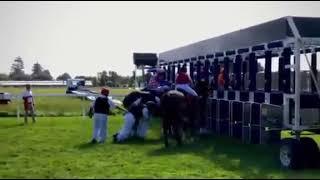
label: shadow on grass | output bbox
[113,137,162,145]
[147,134,286,178]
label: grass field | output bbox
[1,115,320,178]
[1,86,320,178]
[0,87,133,117]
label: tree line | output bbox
[0,56,53,81]
[0,56,136,87]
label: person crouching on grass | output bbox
[90,87,116,144]
[22,84,36,124]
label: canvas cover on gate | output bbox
[133,53,158,67]
[159,16,320,63]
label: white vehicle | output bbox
[0,92,11,104]
[66,79,98,101]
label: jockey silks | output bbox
[91,94,116,143]
[123,91,158,109]
[128,102,144,122]
[93,95,110,115]
[176,72,192,84]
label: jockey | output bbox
[175,65,198,96]
[229,73,236,90]
[195,65,209,98]
[114,91,160,143]
[147,72,160,90]
[155,69,171,93]
[113,100,157,143]
[90,87,116,144]
[145,68,171,97]
[217,66,225,98]
[218,67,225,90]
[122,90,160,110]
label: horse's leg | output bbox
[173,117,183,146]
[197,96,205,133]
[196,96,203,132]
[162,117,170,148]
[188,97,197,136]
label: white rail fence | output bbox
[0,81,93,86]
[1,93,124,120]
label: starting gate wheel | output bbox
[279,138,303,170]
[300,137,320,168]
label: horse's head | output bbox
[161,90,187,110]
[145,101,161,117]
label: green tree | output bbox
[128,75,135,87]
[98,71,108,86]
[30,62,52,80]
[40,70,53,80]
[108,71,121,87]
[10,56,24,73]
[9,56,27,80]
[74,75,85,79]
[0,73,9,80]
[74,76,93,81]
[56,73,72,81]
[31,62,43,80]
[91,77,98,87]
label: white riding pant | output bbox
[175,84,198,96]
[116,109,150,142]
[116,112,136,142]
[92,113,108,143]
[136,117,149,138]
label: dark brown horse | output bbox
[160,89,201,147]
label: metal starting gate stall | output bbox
[133,53,158,90]
[156,16,320,169]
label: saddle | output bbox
[176,88,193,106]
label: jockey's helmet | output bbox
[101,87,110,96]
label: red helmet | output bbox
[101,87,109,96]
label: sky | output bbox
[1,1,320,78]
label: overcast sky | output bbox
[1,1,320,78]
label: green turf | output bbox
[1,116,320,178]
[0,87,133,117]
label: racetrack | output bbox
[1,87,320,178]
[1,115,320,178]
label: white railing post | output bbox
[287,16,302,132]
[294,40,301,131]
[16,97,20,122]
[82,95,85,119]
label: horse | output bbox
[121,81,209,147]
[160,89,201,147]
[120,90,163,136]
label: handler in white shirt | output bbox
[22,84,36,124]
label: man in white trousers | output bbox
[91,87,116,144]
[113,100,156,143]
